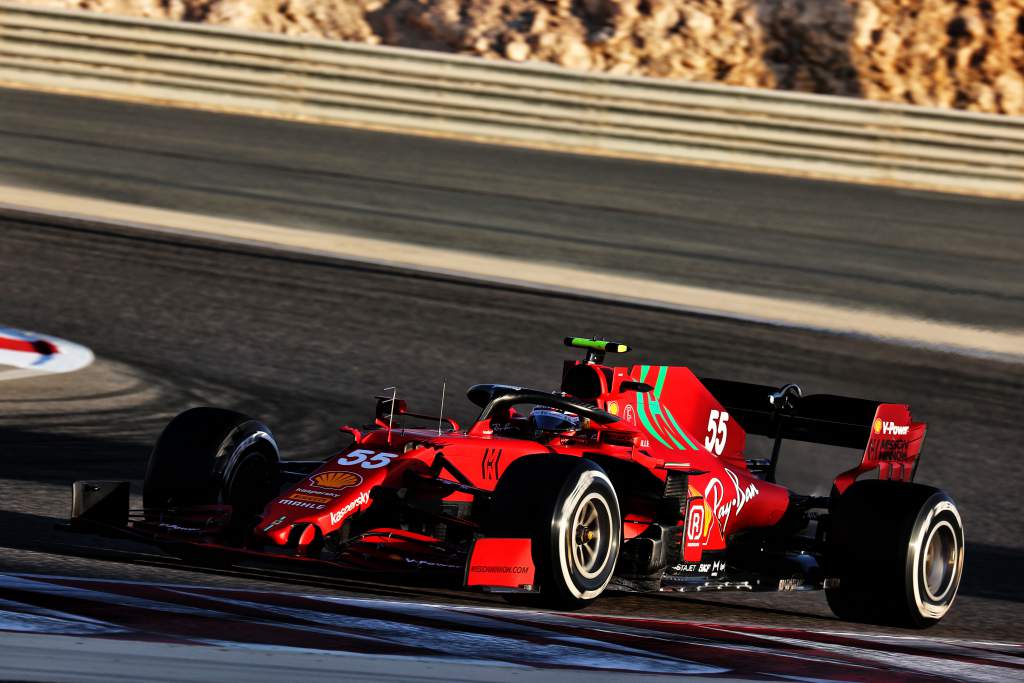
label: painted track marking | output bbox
[0,326,94,381]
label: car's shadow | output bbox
[1,504,1019,631]
[0,506,505,606]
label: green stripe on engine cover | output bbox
[635,366,673,450]
[665,404,699,450]
[636,365,699,451]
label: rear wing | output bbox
[699,378,926,494]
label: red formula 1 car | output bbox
[70,338,964,627]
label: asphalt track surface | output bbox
[1,214,1022,648]
[1,87,1023,330]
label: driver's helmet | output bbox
[529,407,580,437]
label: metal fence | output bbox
[1,2,1022,197]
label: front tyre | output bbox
[143,407,280,533]
[825,480,964,628]
[489,455,622,609]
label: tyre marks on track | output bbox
[0,573,1018,681]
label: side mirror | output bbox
[619,381,653,393]
[375,396,408,420]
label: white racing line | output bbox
[2,186,1023,363]
[0,325,94,382]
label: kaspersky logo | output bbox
[874,419,909,436]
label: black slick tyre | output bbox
[143,407,280,533]
[488,455,622,609]
[825,480,964,628]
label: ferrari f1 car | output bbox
[70,337,964,627]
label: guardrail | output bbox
[2,2,1023,197]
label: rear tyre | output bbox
[143,407,280,535]
[825,480,964,628]
[488,455,621,610]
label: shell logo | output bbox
[873,418,883,434]
[310,471,363,490]
[607,401,619,416]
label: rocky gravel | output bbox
[18,0,1024,114]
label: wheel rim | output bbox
[922,520,958,602]
[569,492,612,580]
